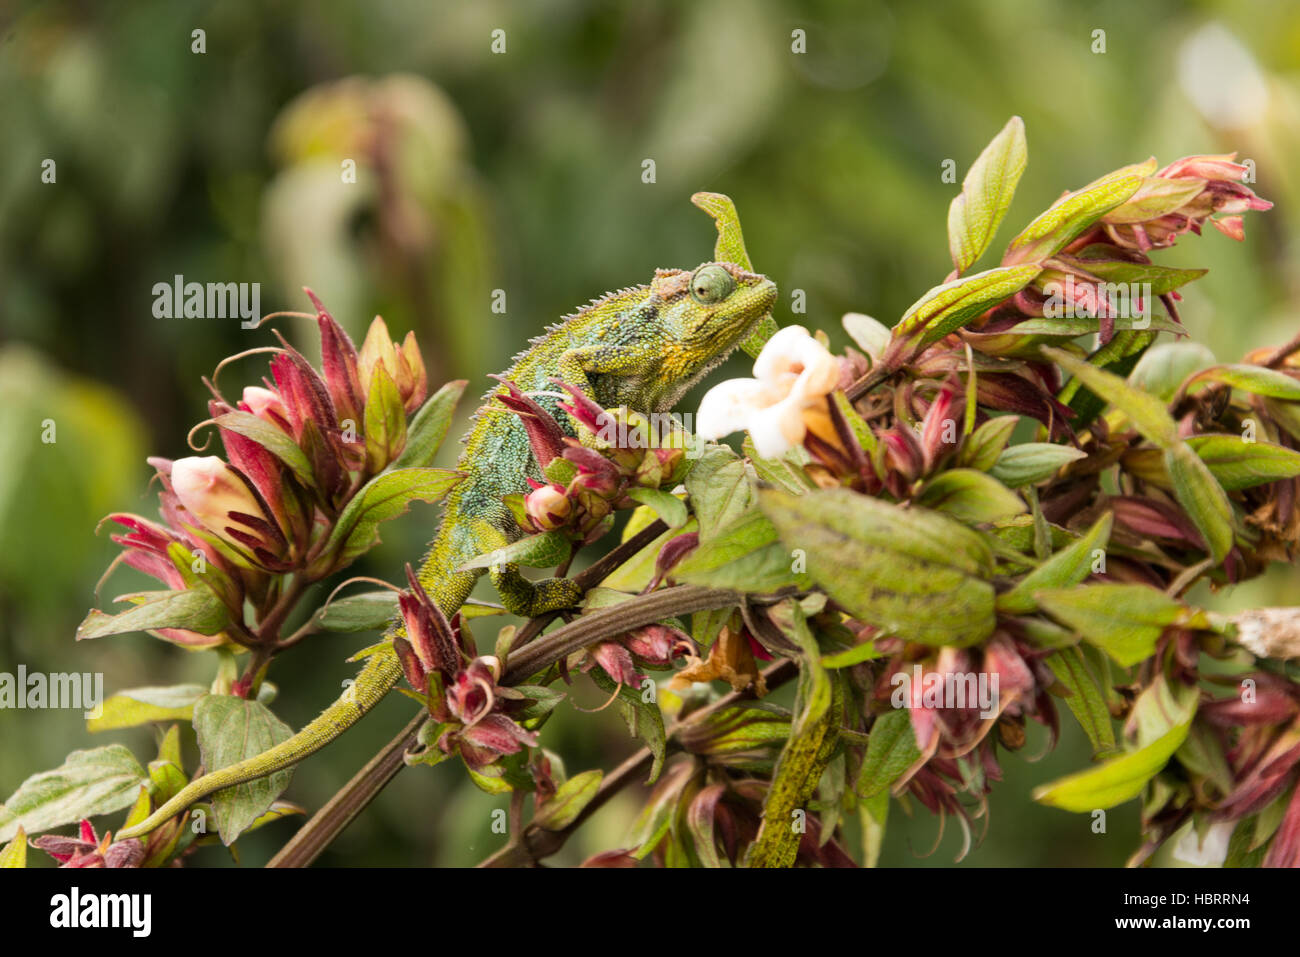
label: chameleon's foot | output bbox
[491,561,583,618]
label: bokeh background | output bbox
[2,0,1298,867]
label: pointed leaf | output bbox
[1034,583,1186,667]
[918,468,1027,522]
[533,769,603,831]
[998,512,1112,614]
[948,116,1027,273]
[1006,160,1155,264]
[76,589,229,641]
[192,695,294,845]
[393,379,468,468]
[0,745,148,843]
[760,489,996,647]
[321,467,463,569]
[87,684,208,733]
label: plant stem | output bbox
[266,710,427,868]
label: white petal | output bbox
[1171,820,1234,867]
[747,413,797,458]
[695,378,767,440]
[752,325,813,382]
[789,336,841,399]
[748,394,809,458]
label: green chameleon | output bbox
[119,193,778,843]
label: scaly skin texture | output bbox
[120,240,776,841]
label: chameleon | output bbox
[118,193,778,843]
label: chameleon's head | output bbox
[653,261,778,358]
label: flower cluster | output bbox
[496,379,688,542]
[97,292,436,655]
[33,820,143,869]
[671,138,1300,867]
[392,568,538,771]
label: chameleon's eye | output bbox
[690,264,735,305]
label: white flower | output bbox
[696,325,841,457]
[1170,819,1234,867]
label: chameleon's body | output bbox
[120,219,777,841]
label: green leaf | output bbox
[317,590,400,632]
[0,828,26,868]
[1049,346,1234,563]
[856,709,921,798]
[948,116,1027,274]
[0,745,148,843]
[1059,250,1209,296]
[685,446,756,541]
[87,684,208,733]
[842,312,892,360]
[1045,346,1179,446]
[1034,583,1186,667]
[760,489,996,647]
[743,436,816,493]
[859,791,889,868]
[1007,311,1186,338]
[458,529,572,571]
[590,670,666,782]
[241,800,307,835]
[821,640,881,668]
[1045,646,1118,757]
[393,379,467,469]
[1034,676,1195,811]
[363,362,408,473]
[988,443,1086,488]
[998,512,1112,614]
[533,769,603,831]
[672,508,812,592]
[320,467,462,569]
[1006,159,1155,264]
[918,468,1027,522]
[687,706,792,756]
[514,684,567,722]
[192,695,294,845]
[1033,717,1192,811]
[1163,443,1235,563]
[76,589,229,641]
[627,487,688,528]
[1128,342,1217,401]
[1185,364,1300,401]
[1186,434,1300,491]
[958,415,1020,471]
[1104,177,1206,223]
[213,411,314,486]
[894,264,1042,353]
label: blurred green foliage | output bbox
[2,0,1298,866]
